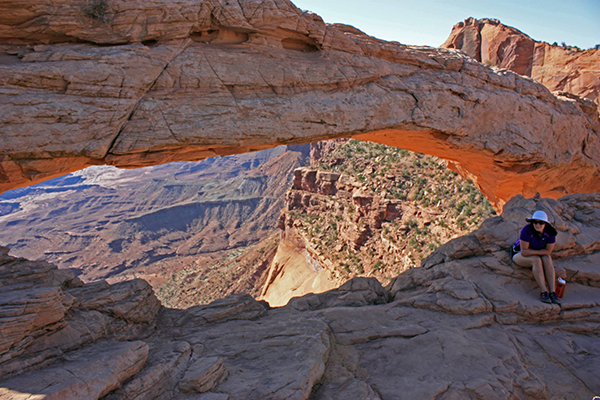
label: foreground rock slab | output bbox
[1,194,599,399]
[0,340,148,400]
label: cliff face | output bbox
[261,140,497,306]
[442,17,600,107]
[1,193,599,399]
[1,1,600,210]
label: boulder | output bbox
[288,276,388,311]
[66,279,161,323]
[0,252,159,377]
[164,293,268,328]
[175,310,331,400]
[104,341,192,400]
[179,356,228,393]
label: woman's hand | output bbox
[521,241,554,257]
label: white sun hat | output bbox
[526,210,557,235]
[526,210,550,224]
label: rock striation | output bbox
[1,193,599,399]
[0,1,599,210]
[442,17,600,107]
[262,165,403,306]
[284,166,403,249]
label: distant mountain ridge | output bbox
[0,145,310,306]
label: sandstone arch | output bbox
[1,0,599,209]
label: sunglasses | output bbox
[532,220,546,225]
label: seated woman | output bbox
[512,210,561,304]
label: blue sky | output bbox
[292,0,600,49]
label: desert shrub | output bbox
[373,260,383,271]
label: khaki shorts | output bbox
[512,253,565,277]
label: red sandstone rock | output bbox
[442,18,600,107]
[0,3,599,210]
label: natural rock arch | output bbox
[1,0,599,210]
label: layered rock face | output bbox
[261,140,498,306]
[1,193,599,399]
[442,17,600,107]
[1,1,600,210]
[263,166,402,306]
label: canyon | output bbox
[1,194,599,399]
[0,140,495,308]
[0,145,310,307]
[261,140,497,306]
[0,0,599,399]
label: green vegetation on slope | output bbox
[288,139,497,284]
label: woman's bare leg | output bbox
[513,253,548,292]
[541,255,556,292]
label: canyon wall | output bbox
[261,140,498,306]
[442,17,600,108]
[1,0,599,210]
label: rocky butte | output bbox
[442,17,600,108]
[0,0,599,399]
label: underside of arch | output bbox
[0,0,599,211]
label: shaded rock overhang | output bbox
[0,0,599,210]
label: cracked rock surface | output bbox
[0,193,599,399]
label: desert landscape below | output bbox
[0,0,599,399]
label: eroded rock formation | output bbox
[261,140,500,306]
[1,0,599,210]
[1,193,599,399]
[442,17,600,107]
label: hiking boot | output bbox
[539,291,551,304]
[549,292,561,304]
